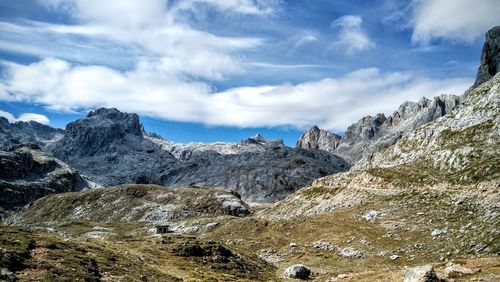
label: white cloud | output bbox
[329,15,375,55]
[0,110,50,125]
[17,113,50,125]
[15,0,265,80]
[0,58,472,131]
[411,0,500,44]
[0,110,15,122]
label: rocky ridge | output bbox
[0,117,63,149]
[296,94,461,164]
[0,144,90,216]
[6,184,251,226]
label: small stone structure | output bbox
[155,225,171,234]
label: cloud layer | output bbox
[0,58,472,131]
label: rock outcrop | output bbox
[296,126,341,153]
[7,185,251,225]
[46,108,349,202]
[473,26,500,88]
[0,144,89,213]
[0,118,63,149]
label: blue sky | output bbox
[0,0,498,145]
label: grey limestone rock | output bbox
[403,265,440,282]
[473,26,500,88]
[283,264,311,279]
[296,126,341,153]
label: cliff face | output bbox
[473,26,500,88]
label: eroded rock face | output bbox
[0,144,89,211]
[296,126,341,153]
[474,26,500,88]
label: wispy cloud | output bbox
[328,15,375,55]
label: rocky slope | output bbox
[0,144,90,216]
[7,184,251,226]
[297,94,461,164]
[356,73,500,182]
[46,108,349,202]
[0,117,63,149]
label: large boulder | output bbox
[283,264,311,279]
[403,265,440,282]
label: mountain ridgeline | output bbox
[296,26,500,165]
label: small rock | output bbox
[339,247,363,259]
[0,268,15,282]
[337,273,348,279]
[289,242,299,248]
[284,264,311,279]
[362,210,379,221]
[431,228,447,238]
[403,265,439,282]
[389,255,400,260]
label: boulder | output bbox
[284,264,311,279]
[403,265,440,282]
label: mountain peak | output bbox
[296,126,341,152]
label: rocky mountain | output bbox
[48,108,181,186]
[0,117,63,149]
[0,144,90,217]
[356,73,500,182]
[297,94,461,164]
[473,26,500,88]
[46,108,349,202]
[296,126,341,153]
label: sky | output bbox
[0,0,498,145]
